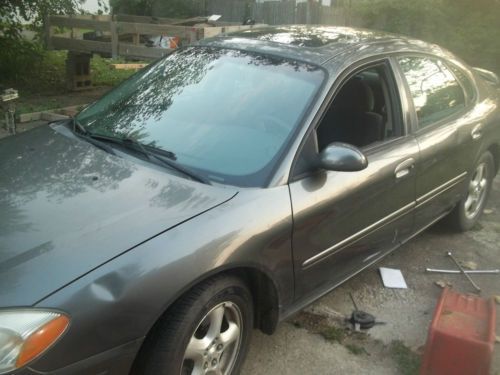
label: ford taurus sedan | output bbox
[1,26,499,375]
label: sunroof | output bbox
[229,26,389,48]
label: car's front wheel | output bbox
[133,275,253,375]
[447,150,495,231]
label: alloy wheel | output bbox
[182,302,242,375]
[464,162,488,220]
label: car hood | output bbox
[0,124,237,307]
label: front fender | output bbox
[31,186,293,372]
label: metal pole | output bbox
[447,252,481,292]
[426,268,499,274]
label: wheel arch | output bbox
[130,265,281,373]
[144,265,281,340]
[231,266,281,335]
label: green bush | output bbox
[91,55,139,87]
[0,44,139,94]
[0,39,67,91]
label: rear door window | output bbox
[398,56,465,128]
[447,63,476,103]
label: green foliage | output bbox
[345,343,367,355]
[0,0,81,88]
[1,48,138,94]
[352,0,500,74]
[0,41,68,91]
[91,55,141,86]
[319,325,346,343]
[109,0,155,16]
[16,98,67,115]
[0,38,43,85]
[153,0,198,18]
[110,0,199,18]
[390,340,421,375]
[0,0,81,38]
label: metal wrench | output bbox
[446,251,481,292]
[426,268,500,274]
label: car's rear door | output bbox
[288,59,419,300]
[395,55,473,231]
[445,62,495,176]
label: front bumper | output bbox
[13,338,144,375]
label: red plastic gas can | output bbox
[420,288,496,375]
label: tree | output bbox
[109,0,198,18]
[352,0,500,74]
[0,0,83,85]
[0,0,84,39]
[109,0,155,15]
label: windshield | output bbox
[76,47,324,187]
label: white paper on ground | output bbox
[379,267,408,289]
[208,14,222,22]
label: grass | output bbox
[390,340,421,375]
[345,343,368,355]
[6,50,148,115]
[8,50,145,96]
[16,99,65,115]
[319,325,346,343]
[91,55,144,87]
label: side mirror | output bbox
[318,142,368,172]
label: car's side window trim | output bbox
[389,55,419,134]
[393,52,471,135]
[288,57,408,183]
[442,60,478,105]
[445,61,472,105]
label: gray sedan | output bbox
[1,26,499,375]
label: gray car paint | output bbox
[30,186,295,372]
[0,124,237,306]
[1,26,499,374]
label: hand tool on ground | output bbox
[426,268,499,274]
[446,251,481,293]
[347,292,386,330]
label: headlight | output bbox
[0,310,69,374]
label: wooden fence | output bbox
[45,2,360,62]
[45,14,260,60]
[152,0,354,26]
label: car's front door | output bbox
[289,60,418,300]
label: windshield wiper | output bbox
[72,118,89,135]
[79,132,210,185]
[70,119,209,184]
[122,138,210,185]
[71,118,117,155]
[148,151,211,185]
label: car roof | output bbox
[198,25,451,68]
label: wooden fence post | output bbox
[306,0,312,24]
[111,16,118,59]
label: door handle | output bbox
[471,123,483,140]
[395,158,415,179]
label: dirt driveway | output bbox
[243,175,500,375]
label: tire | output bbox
[132,275,253,375]
[447,151,495,231]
